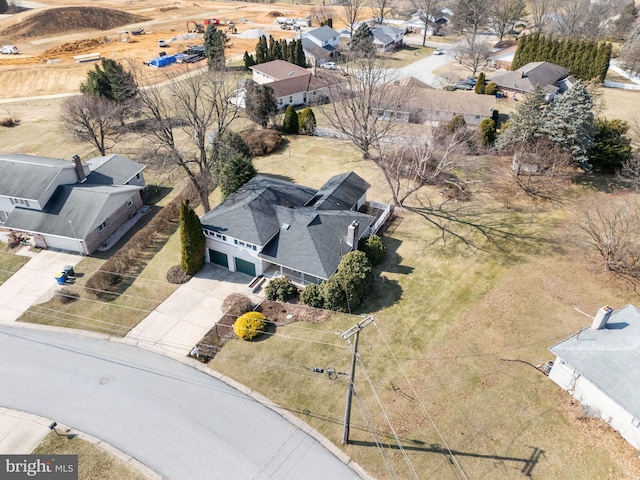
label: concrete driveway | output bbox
[0,249,81,322]
[125,264,262,357]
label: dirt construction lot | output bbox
[0,0,344,99]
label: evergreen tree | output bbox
[80,58,138,103]
[351,23,375,54]
[245,84,278,128]
[272,39,282,61]
[204,25,229,70]
[295,39,306,67]
[475,72,486,94]
[267,35,276,61]
[255,36,268,64]
[478,118,497,146]
[511,34,527,70]
[243,51,256,70]
[287,39,296,64]
[589,118,632,172]
[0,0,8,14]
[180,200,205,275]
[297,107,316,135]
[496,85,548,149]
[218,153,257,199]
[542,81,595,169]
[282,105,299,133]
[279,39,288,60]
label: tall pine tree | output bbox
[180,200,205,275]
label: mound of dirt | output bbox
[41,37,109,58]
[0,7,148,40]
[268,11,284,17]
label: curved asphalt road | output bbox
[0,325,364,480]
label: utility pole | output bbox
[341,316,374,445]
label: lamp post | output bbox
[68,220,83,256]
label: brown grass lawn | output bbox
[0,249,30,285]
[211,142,640,480]
[32,432,147,480]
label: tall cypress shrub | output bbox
[180,200,205,275]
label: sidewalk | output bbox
[0,408,161,479]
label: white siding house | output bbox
[548,305,640,450]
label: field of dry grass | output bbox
[210,143,640,480]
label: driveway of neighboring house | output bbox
[125,264,262,357]
[0,249,81,322]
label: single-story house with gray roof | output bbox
[0,153,145,254]
[200,172,390,284]
[489,61,573,99]
[548,304,640,450]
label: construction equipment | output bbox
[186,21,205,33]
[228,21,237,34]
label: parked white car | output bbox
[433,48,444,55]
[321,61,337,70]
[157,39,168,47]
[0,45,19,55]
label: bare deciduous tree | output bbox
[504,139,573,205]
[61,94,124,156]
[135,67,241,211]
[410,0,443,46]
[340,0,367,37]
[579,197,640,279]
[453,38,492,75]
[452,0,492,44]
[490,0,527,41]
[550,0,620,38]
[373,0,395,24]
[619,154,640,191]
[381,123,474,205]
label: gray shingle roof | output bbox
[301,37,333,59]
[307,25,340,42]
[86,154,145,185]
[305,172,370,210]
[489,61,568,93]
[4,184,142,238]
[200,172,374,279]
[259,207,374,279]
[200,175,317,246]
[0,153,75,200]
[550,305,640,419]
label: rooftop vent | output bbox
[281,223,290,230]
[288,71,294,76]
[591,305,613,330]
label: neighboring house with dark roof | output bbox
[489,61,571,98]
[0,153,145,254]
[302,26,340,66]
[548,305,640,450]
[200,172,390,284]
[371,25,404,52]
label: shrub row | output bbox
[85,185,199,298]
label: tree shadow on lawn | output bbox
[572,173,631,193]
[406,198,550,260]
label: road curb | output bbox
[0,321,376,480]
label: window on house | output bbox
[252,245,257,251]
[234,239,238,245]
[126,197,134,208]
[278,98,283,105]
[97,219,109,232]
[289,96,292,103]
[222,235,226,241]
[136,173,141,180]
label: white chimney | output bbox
[591,305,613,330]
[346,220,359,251]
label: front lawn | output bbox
[0,249,29,285]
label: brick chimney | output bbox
[591,305,614,330]
[72,154,86,183]
[346,220,359,251]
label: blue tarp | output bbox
[149,54,177,68]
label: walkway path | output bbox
[0,325,366,480]
[0,250,81,322]
[125,264,261,356]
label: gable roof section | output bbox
[86,154,145,185]
[307,25,340,42]
[550,305,640,419]
[250,60,310,82]
[305,172,370,210]
[200,175,317,246]
[372,28,393,46]
[4,184,142,238]
[301,38,334,59]
[0,153,75,200]
[259,207,374,279]
[268,75,312,99]
[490,61,568,93]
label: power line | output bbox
[372,322,469,480]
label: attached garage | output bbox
[235,257,256,277]
[209,249,228,268]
